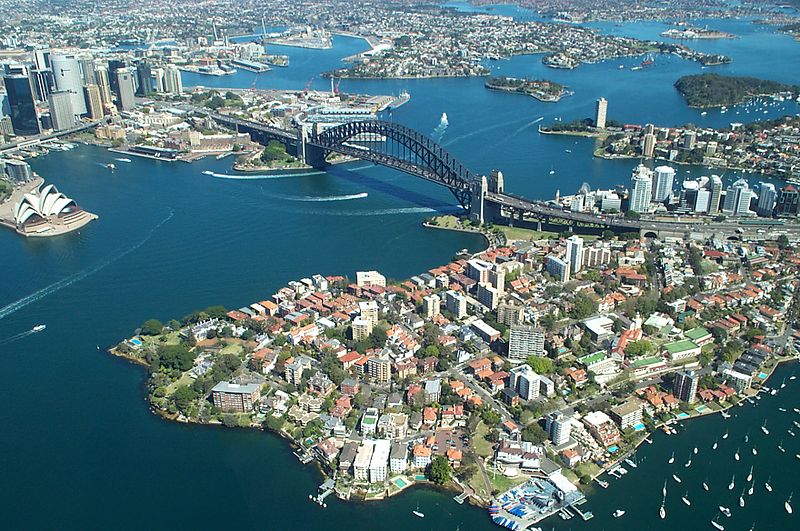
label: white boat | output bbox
[778,440,785,452]
[668,452,675,464]
[723,430,729,439]
[790,376,797,381]
[734,449,740,461]
[752,447,758,456]
[673,474,682,483]
[713,441,718,450]
[202,170,214,175]
[682,493,691,506]
[761,421,769,435]
[744,433,749,443]
[660,505,666,519]
[31,324,46,333]
[779,408,787,412]
[413,503,424,518]
[711,517,725,530]
[720,506,732,518]
[748,481,754,496]
[786,493,793,514]
[106,163,115,170]
[747,466,753,482]
[685,459,692,468]
[790,430,796,437]
[703,481,710,491]
[663,480,668,497]
[795,408,800,414]
[766,479,773,492]
[115,157,132,163]
[729,476,735,490]
[701,111,708,116]
[693,447,698,455]
[770,389,777,396]
[781,378,786,389]
[613,509,625,518]
[739,491,745,508]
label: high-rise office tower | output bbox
[79,57,97,85]
[29,67,52,102]
[48,90,76,131]
[629,164,652,213]
[595,97,607,129]
[50,54,87,116]
[722,179,754,216]
[114,67,136,111]
[756,182,777,217]
[135,61,152,95]
[566,235,584,274]
[108,59,127,93]
[652,165,675,203]
[83,84,104,119]
[673,370,699,404]
[94,65,114,108]
[4,72,41,136]
[642,132,656,158]
[151,67,166,93]
[163,64,183,95]
[708,175,723,215]
[777,185,800,217]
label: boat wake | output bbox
[432,112,449,141]
[0,329,37,346]
[442,114,530,148]
[0,209,174,321]
[313,206,450,217]
[283,192,369,202]
[206,170,325,180]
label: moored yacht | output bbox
[613,509,625,518]
[729,476,735,490]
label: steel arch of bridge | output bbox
[309,120,479,210]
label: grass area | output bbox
[700,259,720,274]
[472,421,494,458]
[489,471,528,494]
[496,225,600,242]
[574,461,601,479]
[219,343,244,356]
[165,370,194,394]
[467,469,490,499]
[429,214,461,228]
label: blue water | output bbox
[2,9,800,530]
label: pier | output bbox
[310,478,336,508]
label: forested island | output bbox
[674,73,799,108]
[484,76,570,102]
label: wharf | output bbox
[310,478,336,507]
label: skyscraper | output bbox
[135,61,152,96]
[683,131,696,149]
[777,185,800,217]
[756,182,777,218]
[48,90,76,131]
[4,73,40,136]
[673,370,699,404]
[566,235,584,274]
[29,67,52,102]
[151,67,166,93]
[108,59,127,94]
[595,97,607,129]
[79,57,97,85]
[114,67,136,111]
[722,178,754,217]
[708,175,723,215]
[50,54,87,116]
[546,411,572,445]
[652,165,675,203]
[163,64,183,95]
[642,132,656,158]
[83,84,104,119]
[629,164,652,213]
[94,65,114,109]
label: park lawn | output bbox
[497,225,600,242]
[574,461,601,480]
[467,469,490,499]
[429,215,460,228]
[219,343,244,357]
[165,371,195,394]
[473,421,494,458]
[489,471,528,494]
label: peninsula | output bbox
[674,74,800,109]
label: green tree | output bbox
[778,234,790,249]
[141,319,164,336]
[522,423,548,444]
[427,455,452,484]
[624,210,641,220]
[570,292,598,319]
[157,344,195,371]
[171,385,197,412]
[526,356,555,374]
[625,339,653,357]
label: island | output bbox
[484,76,570,102]
[674,73,800,108]
[661,26,735,40]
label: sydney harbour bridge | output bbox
[207,111,796,242]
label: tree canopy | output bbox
[141,319,164,336]
[157,344,195,372]
[427,455,452,484]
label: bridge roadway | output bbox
[0,118,108,154]
[204,111,297,143]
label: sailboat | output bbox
[668,451,675,464]
[778,440,785,452]
[685,451,692,468]
[739,488,746,508]
[748,481,754,496]
[722,429,729,440]
[765,477,773,492]
[682,491,691,506]
[711,516,725,530]
[734,448,740,461]
[780,378,786,389]
[412,503,424,518]
[673,474,682,483]
[663,480,668,498]
[761,420,769,435]
[728,475,735,490]
[786,493,794,514]
[703,479,710,491]
[712,439,719,450]
[752,447,758,456]
[746,466,753,482]
[744,432,750,443]
[693,447,698,455]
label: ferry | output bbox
[32,324,46,333]
[673,474,682,483]
[613,509,625,518]
[719,506,732,518]
[729,476,735,490]
[761,421,769,435]
[711,516,725,530]
[786,493,793,514]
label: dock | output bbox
[310,478,336,508]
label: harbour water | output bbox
[1,4,800,529]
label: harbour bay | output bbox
[2,4,800,530]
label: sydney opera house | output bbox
[11,183,97,236]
